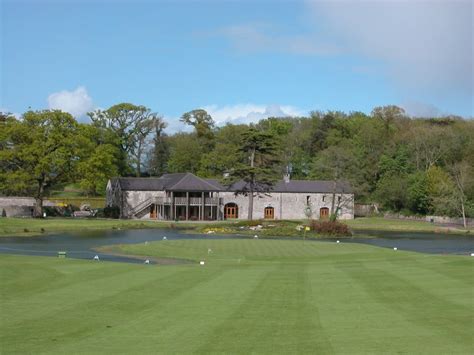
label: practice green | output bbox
[1,239,472,354]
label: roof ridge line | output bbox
[167,172,194,190]
[167,173,223,191]
[193,174,224,190]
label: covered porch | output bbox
[150,191,222,221]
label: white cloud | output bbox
[0,107,20,118]
[47,86,94,119]
[164,116,190,134]
[163,104,306,134]
[218,23,341,56]
[203,103,306,125]
[216,1,472,110]
[307,0,473,95]
[401,101,445,118]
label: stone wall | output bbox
[106,180,121,208]
[384,213,473,227]
[111,188,355,220]
[123,190,165,218]
[219,192,354,220]
[0,197,56,217]
[354,203,380,217]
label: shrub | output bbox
[233,219,263,227]
[102,206,120,219]
[309,220,351,236]
[43,206,61,217]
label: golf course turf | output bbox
[1,239,473,354]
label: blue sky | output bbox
[1,0,472,130]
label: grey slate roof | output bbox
[228,180,352,193]
[115,177,168,191]
[114,173,352,193]
[115,173,223,192]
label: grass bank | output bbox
[46,197,105,209]
[1,240,472,353]
[188,217,471,237]
[345,217,472,234]
[0,216,471,238]
[0,218,175,237]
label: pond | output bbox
[0,228,472,263]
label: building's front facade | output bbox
[106,173,354,220]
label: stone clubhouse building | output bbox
[106,173,354,220]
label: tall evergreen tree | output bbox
[225,128,280,220]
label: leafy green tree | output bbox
[311,145,357,218]
[88,103,161,176]
[378,147,413,177]
[447,161,473,228]
[180,109,215,150]
[407,123,455,170]
[375,174,409,212]
[167,133,203,174]
[0,110,80,216]
[197,124,247,178]
[77,144,118,196]
[407,172,431,214]
[225,128,280,220]
[371,105,406,135]
[130,116,166,176]
[426,166,458,216]
[147,119,169,176]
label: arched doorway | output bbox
[224,203,238,219]
[150,204,157,219]
[320,207,329,220]
[264,207,274,219]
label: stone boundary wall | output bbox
[354,204,379,217]
[384,212,473,227]
[0,197,57,217]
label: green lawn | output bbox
[1,240,472,354]
[0,217,174,237]
[345,217,472,233]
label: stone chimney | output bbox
[283,173,290,183]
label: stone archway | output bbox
[264,206,274,219]
[320,207,329,220]
[224,203,238,219]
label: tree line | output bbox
[1,104,472,224]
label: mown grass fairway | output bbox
[1,240,473,354]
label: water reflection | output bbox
[0,228,472,263]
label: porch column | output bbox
[217,192,220,220]
[201,192,205,220]
[186,192,189,221]
[170,191,175,220]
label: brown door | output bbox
[264,207,274,219]
[225,204,238,219]
[150,205,157,219]
[320,207,329,220]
